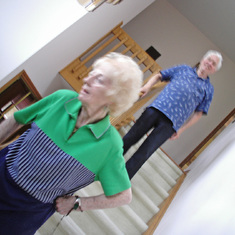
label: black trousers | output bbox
[123,107,175,179]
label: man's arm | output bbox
[55,188,132,214]
[140,72,162,98]
[0,115,23,145]
[170,111,203,140]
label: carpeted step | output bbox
[37,121,184,235]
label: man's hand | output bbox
[139,86,151,98]
[170,112,203,140]
[170,132,180,140]
[139,72,162,98]
[170,128,184,140]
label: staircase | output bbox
[36,121,185,235]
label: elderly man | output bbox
[123,50,223,179]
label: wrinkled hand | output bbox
[170,131,181,140]
[139,86,150,98]
[55,196,75,215]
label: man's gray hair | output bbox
[203,50,223,70]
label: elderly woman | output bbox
[0,52,143,235]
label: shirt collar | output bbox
[64,96,111,139]
[193,67,210,82]
[87,115,111,139]
[64,97,81,119]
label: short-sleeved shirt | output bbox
[7,89,130,203]
[149,65,214,131]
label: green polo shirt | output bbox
[14,89,131,196]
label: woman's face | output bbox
[79,61,114,109]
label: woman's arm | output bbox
[55,188,132,215]
[0,115,23,144]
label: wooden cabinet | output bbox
[0,70,41,145]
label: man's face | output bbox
[199,54,220,75]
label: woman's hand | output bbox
[55,188,132,214]
[55,196,77,215]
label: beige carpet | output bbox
[36,122,183,235]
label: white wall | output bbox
[0,0,87,80]
[0,0,155,95]
[154,121,235,235]
[123,0,235,164]
[1,0,234,165]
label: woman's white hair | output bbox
[203,50,223,70]
[93,52,143,117]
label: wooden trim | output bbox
[76,22,123,59]
[0,92,31,119]
[0,70,41,147]
[0,70,42,100]
[143,173,186,235]
[180,108,235,168]
[72,30,122,73]
[20,70,42,100]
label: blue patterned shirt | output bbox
[150,65,214,131]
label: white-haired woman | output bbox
[0,52,143,235]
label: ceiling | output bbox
[167,0,235,63]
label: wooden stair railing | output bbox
[59,22,167,129]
